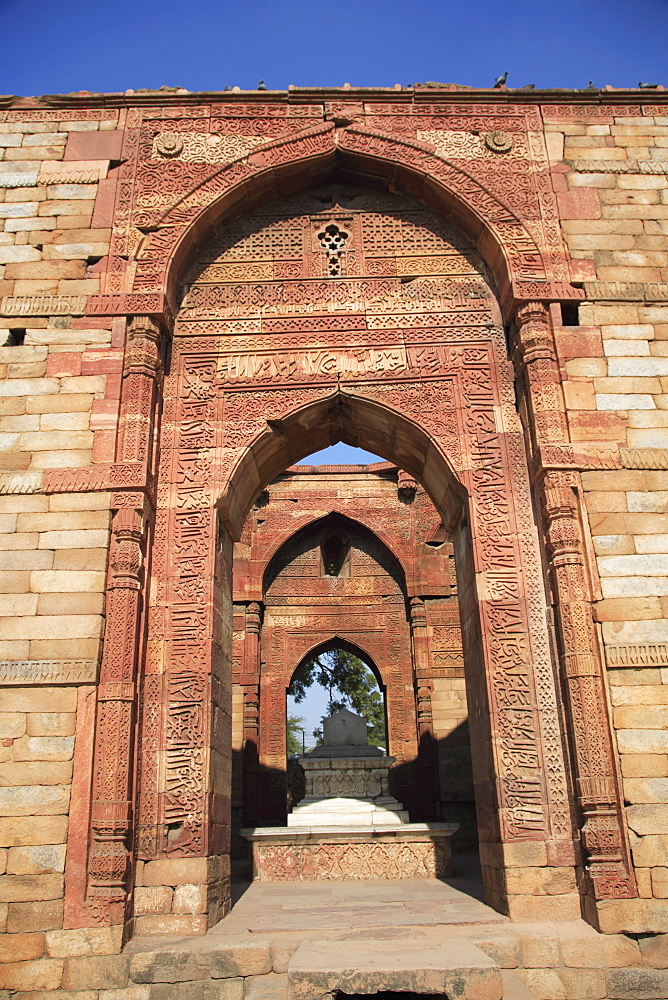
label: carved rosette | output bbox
[514,304,637,900]
[86,496,149,924]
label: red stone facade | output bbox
[3,88,668,961]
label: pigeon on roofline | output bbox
[493,72,508,88]
[586,81,597,90]
[258,80,268,91]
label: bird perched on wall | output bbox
[586,81,597,90]
[257,80,268,91]
[493,72,508,88]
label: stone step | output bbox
[246,973,289,1000]
[287,937,502,1000]
[500,971,539,1000]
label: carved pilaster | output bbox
[242,602,262,826]
[409,597,440,820]
[86,493,149,925]
[514,303,636,900]
[117,315,165,468]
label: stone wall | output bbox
[1,89,668,981]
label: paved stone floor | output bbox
[210,854,506,937]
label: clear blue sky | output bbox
[1,0,666,96]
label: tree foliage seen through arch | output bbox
[288,648,386,748]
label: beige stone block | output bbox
[592,534,634,556]
[37,592,105,616]
[520,932,560,968]
[46,926,122,958]
[636,533,668,552]
[565,358,607,378]
[0,785,69,816]
[0,532,40,551]
[0,815,68,849]
[19,511,109,533]
[29,450,93,470]
[172,884,207,914]
[26,713,76,737]
[0,761,73,786]
[0,640,30,659]
[25,393,93,414]
[30,570,105,593]
[651,866,668,897]
[623,777,668,802]
[0,687,76,713]
[133,886,173,916]
[38,529,108,549]
[29,638,100,661]
[596,393,655,409]
[627,804,668,835]
[0,615,103,641]
[618,730,668,754]
[11,735,74,762]
[598,553,668,576]
[0,494,47,513]
[612,684,668,705]
[559,933,605,968]
[615,705,668,728]
[7,844,66,875]
[0,550,53,571]
[0,930,44,963]
[595,597,661,620]
[621,754,668,777]
[49,492,111,512]
[0,377,60,397]
[0,593,38,616]
[61,955,129,991]
[604,338,651,356]
[132,914,208,936]
[27,329,110,347]
[0,714,26,739]
[505,893,581,921]
[0,959,63,991]
[0,873,64,902]
[601,577,668,598]
[601,933,642,966]
[59,375,105,394]
[19,431,93,452]
[582,491,627,512]
[40,412,89,431]
[639,933,668,968]
[142,858,208,886]
[7,898,63,934]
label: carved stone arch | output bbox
[287,635,388,693]
[256,509,410,598]
[129,121,577,316]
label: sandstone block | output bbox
[7,845,66,875]
[0,959,63,991]
[636,534,668,552]
[0,815,68,848]
[0,932,45,963]
[12,736,74,762]
[62,956,129,991]
[142,859,208,887]
[631,834,668,867]
[172,884,207,914]
[0,615,103,641]
[468,933,519,969]
[208,941,273,978]
[621,754,668,777]
[0,714,26,739]
[607,967,668,999]
[0,873,64,902]
[639,933,668,968]
[0,761,73,786]
[132,915,208,936]
[148,981,242,1000]
[133,886,172,916]
[0,688,76,713]
[520,932,560,968]
[618,730,668,754]
[30,570,106,594]
[615,705,668,728]
[7,898,63,932]
[626,804,668,835]
[651,867,668,897]
[25,393,93,414]
[46,927,122,959]
[0,785,69,817]
[129,952,208,985]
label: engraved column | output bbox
[409,597,440,820]
[87,495,148,925]
[242,601,262,826]
[515,301,636,900]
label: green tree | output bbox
[289,649,386,749]
[287,714,306,756]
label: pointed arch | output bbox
[132,122,561,316]
[288,635,387,693]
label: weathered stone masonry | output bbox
[1,85,668,994]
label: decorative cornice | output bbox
[0,659,98,685]
[571,159,668,174]
[606,644,668,669]
[584,281,668,302]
